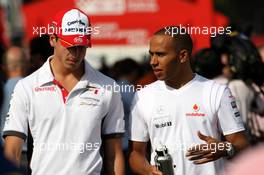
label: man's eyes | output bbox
[149,52,166,57]
[156,53,165,57]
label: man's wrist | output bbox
[224,141,235,159]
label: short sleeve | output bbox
[217,87,245,135]
[102,90,125,138]
[2,80,29,141]
[128,93,149,142]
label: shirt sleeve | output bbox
[128,92,149,142]
[217,87,245,135]
[2,80,28,141]
[102,90,125,138]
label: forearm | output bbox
[4,137,23,166]
[104,137,125,175]
[114,150,125,175]
[104,150,125,175]
[129,151,152,175]
[4,148,21,166]
[230,137,249,155]
[225,131,249,159]
[236,137,249,150]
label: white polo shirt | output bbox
[129,74,244,175]
[3,56,125,175]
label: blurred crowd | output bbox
[0,25,264,174]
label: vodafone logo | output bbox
[186,104,205,117]
[193,104,199,112]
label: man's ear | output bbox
[49,34,57,47]
[179,49,189,63]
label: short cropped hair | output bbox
[154,26,193,55]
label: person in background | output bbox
[258,45,264,63]
[111,58,143,121]
[0,46,28,174]
[27,34,53,75]
[214,30,264,143]
[192,48,227,84]
[111,58,143,175]
[0,46,27,144]
[0,54,22,175]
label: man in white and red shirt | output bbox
[128,26,249,175]
[2,8,125,175]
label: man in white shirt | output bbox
[2,8,125,175]
[128,26,249,175]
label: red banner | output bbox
[23,0,229,51]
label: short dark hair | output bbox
[154,26,193,55]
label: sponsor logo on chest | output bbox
[154,105,173,129]
[79,85,102,106]
[34,86,56,92]
[185,104,206,117]
[155,121,172,128]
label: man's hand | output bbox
[186,131,229,164]
[129,141,163,175]
[147,165,163,175]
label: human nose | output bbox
[150,54,158,67]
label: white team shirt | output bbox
[228,79,254,123]
[129,74,244,175]
[3,56,125,175]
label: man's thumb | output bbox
[197,131,210,142]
